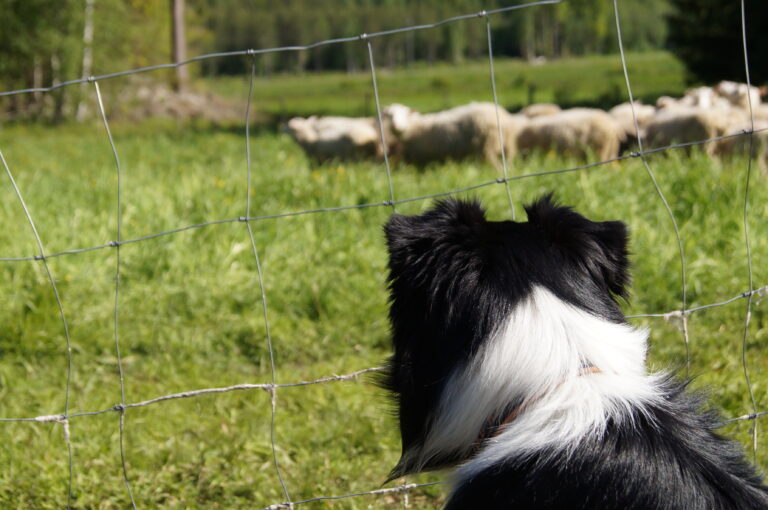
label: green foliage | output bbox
[667,0,767,84]
[194,0,671,74]
[0,0,82,118]
[0,0,201,120]
[91,0,171,72]
[0,0,675,120]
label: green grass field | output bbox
[200,51,686,120]
[0,53,766,509]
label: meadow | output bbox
[0,53,766,509]
[199,51,686,120]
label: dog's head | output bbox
[381,194,630,479]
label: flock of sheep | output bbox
[284,80,768,168]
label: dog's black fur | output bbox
[382,195,768,509]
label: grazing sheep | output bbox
[657,88,730,111]
[656,96,676,109]
[382,102,527,167]
[658,82,760,113]
[520,103,561,118]
[714,81,761,110]
[682,86,732,109]
[516,107,625,161]
[715,119,768,169]
[284,115,380,164]
[754,104,768,123]
[656,95,684,109]
[644,106,747,155]
[609,101,657,141]
[646,107,749,155]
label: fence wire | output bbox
[738,0,760,458]
[0,0,764,507]
[93,78,137,509]
[612,0,696,379]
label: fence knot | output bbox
[382,200,393,207]
[113,403,125,412]
[87,76,96,83]
[742,128,753,135]
[496,177,506,184]
[34,414,66,423]
[358,33,368,40]
[238,216,248,222]
[629,151,641,158]
[264,503,293,510]
[246,49,256,56]
[662,310,686,322]
[477,9,488,17]
[662,309,689,334]
[108,240,119,248]
[261,384,276,394]
[34,254,45,261]
[35,414,71,443]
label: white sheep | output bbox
[382,102,527,167]
[683,86,732,109]
[658,82,760,112]
[516,108,625,161]
[754,104,768,123]
[283,115,380,164]
[644,106,747,155]
[657,88,730,110]
[656,95,680,109]
[714,81,761,110]
[714,119,768,169]
[520,103,561,118]
[609,101,657,141]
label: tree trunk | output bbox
[32,56,43,109]
[51,54,65,122]
[427,40,437,66]
[76,0,95,121]
[405,16,415,68]
[345,44,358,73]
[170,0,188,91]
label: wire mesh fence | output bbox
[0,0,764,507]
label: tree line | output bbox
[199,0,671,74]
[1,0,763,121]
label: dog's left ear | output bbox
[384,199,488,287]
[384,198,487,251]
[526,193,630,299]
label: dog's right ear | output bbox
[525,193,631,300]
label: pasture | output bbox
[200,51,686,120]
[0,54,766,508]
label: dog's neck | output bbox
[395,286,663,479]
[471,364,603,456]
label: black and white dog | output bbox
[382,195,768,509]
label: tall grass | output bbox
[0,119,765,508]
